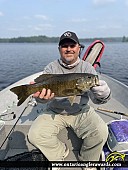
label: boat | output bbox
[0,41,128,170]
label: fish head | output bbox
[76,74,99,92]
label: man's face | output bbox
[59,40,81,65]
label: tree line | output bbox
[0,35,59,43]
[0,35,127,43]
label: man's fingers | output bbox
[43,89,52,99]
[33,91,40,97]
[49,92,55,99]
[39,88,47,99]
[33,88,54,100]
[30,81,35,84]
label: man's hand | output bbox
[91,80,110,99]
[33,88,55,100]
[30,81,54,100]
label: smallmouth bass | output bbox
[10,73,99,106]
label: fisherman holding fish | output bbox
[27,31,111,170]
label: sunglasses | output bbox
[60,44,77,48]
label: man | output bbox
[28,31,110,170]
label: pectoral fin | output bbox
[68,95,76,106]
[62,89,76,96]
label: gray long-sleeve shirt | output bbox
[38,59,107,114]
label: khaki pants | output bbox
[28,106,108,161]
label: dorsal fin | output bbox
[34,74,55,83]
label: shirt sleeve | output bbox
[88,90,111,104]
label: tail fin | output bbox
[10,85,29,106]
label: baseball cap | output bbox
[59,31,80,46]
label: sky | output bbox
[0,0,128,38]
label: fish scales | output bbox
[29,75,78,96]
[10,73,99,106]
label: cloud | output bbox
[34,24,54,31]
[34,14,48,20]
[8,28,24,31]
[93,0,116,6]
[0,11,4,16]
[98,24,122,30]
[70,18,87,23]
[22,16,31,20]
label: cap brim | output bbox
[59,38,78,46]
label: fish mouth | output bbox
[95,76,100,86]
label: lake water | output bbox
[0,42,128,90]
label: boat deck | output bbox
[0,73,128,170]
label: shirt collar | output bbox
[58,58,80,69]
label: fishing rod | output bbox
[97,107,128,117]
[0,104,28,150]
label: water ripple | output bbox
[0,42,128,90]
